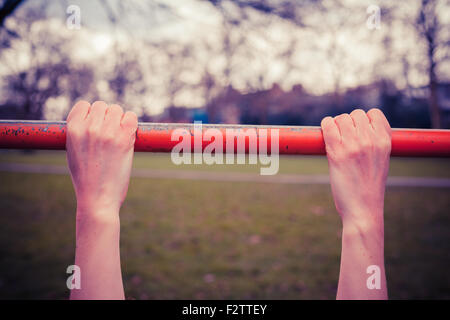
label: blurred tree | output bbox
[108,48,146,107]
[415,0,448,128]
[208,0,318,27]
[0,0,24,27]
[207,0,319,89]
[3,62,94,119]
[0,0,24,51]
[0,6,96,119]
[379,0,449,128]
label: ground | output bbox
[0,151,449,299]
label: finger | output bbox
[121,111,138,135]
[350,109,372,139]
[367,108,391,138]
[86,101,108,129]
[334,113,356,142]
[67,100,90,123]
[104,104,124,130]
[321,116,341,148]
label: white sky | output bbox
[1,0,449,117]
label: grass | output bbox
[0,151,449,299]
[1,150,450,177]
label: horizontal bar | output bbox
[0,120,449,157]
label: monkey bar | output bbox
[0,120,449,157]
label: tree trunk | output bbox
[428,50,441,129]
[429,79,441,129]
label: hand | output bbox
[67,101,136,300]
[320,108,391,233]
[66,100,138,224]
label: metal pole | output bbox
[0,120,449,157]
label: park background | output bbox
[0,0,449,299]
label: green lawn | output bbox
[1,150,450,177]
[0,151,449,299]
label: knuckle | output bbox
[332,151,346,163]
[385,126,392,137]
[359,138,372,152]
[126,111,138,123]
[68,127,82,141]
[67,122,83,138]
[350,108,365,117]
[116,136,132,150]
[91,100,108,109]
[374,137,391,152]
[67,101,90,122]
[101,132,116,145]
[86,125,100,137]
[321,116,333,128]
[110,104,124,113]
[76,100,90,108]
[67,121,76,132]
[123,112,138,131]
[382,139,392,151]
[368,107,382,117]
[92,100,107,106]
[344,145,361,158]
[129,111,138,120]
[71,100,90,113]
[335,113,350,123]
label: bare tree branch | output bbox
[0,0,24,27]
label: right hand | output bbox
[320,108,391,232]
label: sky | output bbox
[1,0,449,117]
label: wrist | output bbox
[339,204,384,234]
[342,216,384,251]
[341,204,384,236]
[343,219,383,237]
[76,203,120,233]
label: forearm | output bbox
[70,207,124,300]
[337,215,388,300]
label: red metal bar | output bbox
[0,120,449,157]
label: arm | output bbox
[66,100,138,300]
[320,108,391,300]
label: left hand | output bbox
[66,100,138,224]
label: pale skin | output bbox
[67,100,137,300]
[321,108,391,300]
[67,101,390,300]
